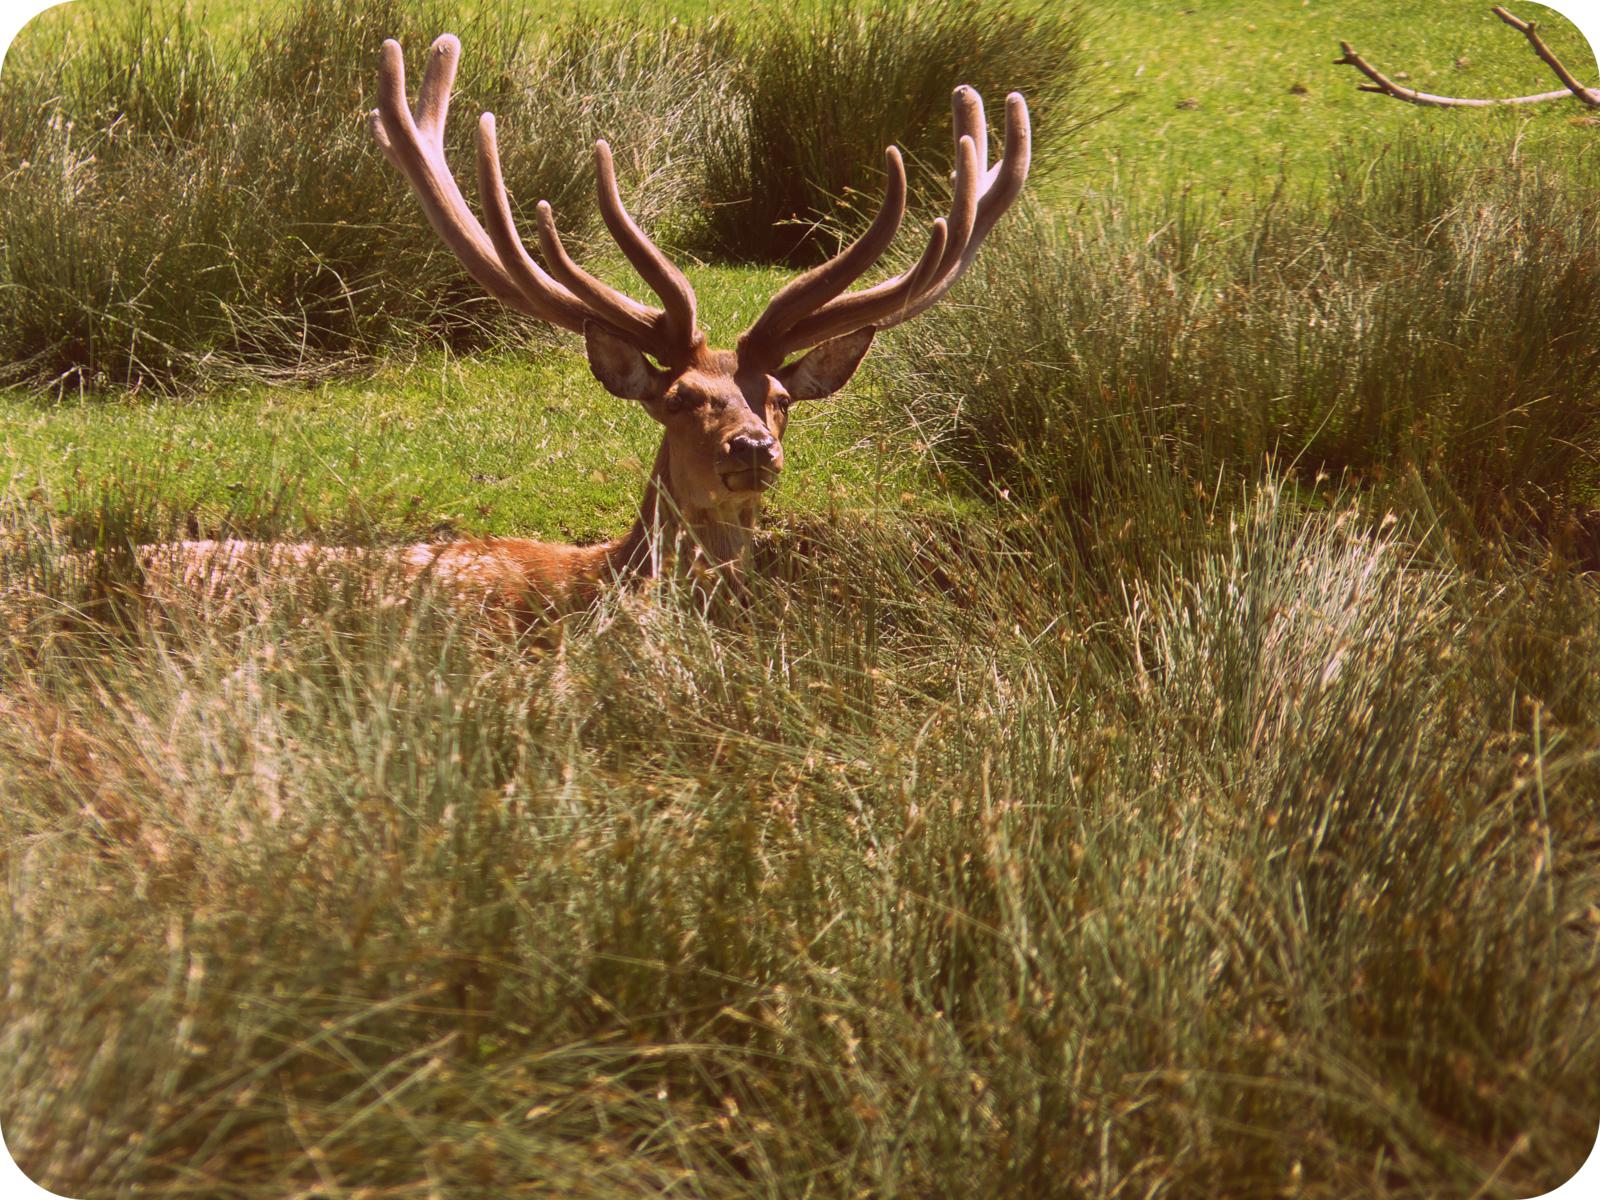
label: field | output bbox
[2,0,1600,1197]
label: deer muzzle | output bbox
[722,434,782,494]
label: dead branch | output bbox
[1335,6,1600,109]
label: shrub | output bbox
[880,137,1600,552]
[0,0,715,391]
[688,0,1089,264]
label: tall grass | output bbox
[3,6,1598,1196]
[0,0,1088,391]
[0,0,720,391]
[1,469,1596,1197]
[691,0,1089,264]
[880,137,1600,560]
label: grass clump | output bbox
[0,0,718,392]
[1,472,1597,1197]
[0,0,1090,392]
[689,0,1089,264]
[881,136,1600,558]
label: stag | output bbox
[1336,5,1599,108]
[154,34,1029,630]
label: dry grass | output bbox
[2,471,1597,1197]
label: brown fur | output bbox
[135,535,614,633]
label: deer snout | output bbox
[727,433,780,468]
[721,433,783,494]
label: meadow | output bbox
[2,0,1599,1196]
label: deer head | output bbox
[369,35,1029,572]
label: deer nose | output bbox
[727,433,779,468]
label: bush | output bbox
[0,0,717,391]
[880,137,1600,553]
[688,0,1089,264]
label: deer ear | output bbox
[585,321,669,401]
[776,328,876,401]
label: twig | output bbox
[1491,5,1600,107]
[1335,6,1600,109]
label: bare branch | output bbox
[1335,7,1600,109]
[1491,6,1600,107]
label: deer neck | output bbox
[604,437,759,581]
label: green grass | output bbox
[0,0,735,390]
[0,259,939,540]
[0,0,1088,389]
[0,348,934,543]
[3,466,1597,1198]
[881,137,1600,559]
[1071,0,1599,195]
[14,0,1596,194]
[7,0,1591,397]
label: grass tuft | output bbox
[2,474,1597,1197]
[0,0,719,392]
[880,135,1600,557]
[685,0,1090,264]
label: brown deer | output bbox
[153,34,1029,630]
[1336,5,1598,109]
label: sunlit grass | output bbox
[881,137,1600,558]
[0,343,938,543]
[1071,0,1597,196]
[2,2,1600,1197]
[2,467,1596,1198]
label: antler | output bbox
[738,86,1031,368]
[369,35,703,365]
[1335,6,1600,109]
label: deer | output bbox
[1336,5,1598,109]
[143,34,1030,632]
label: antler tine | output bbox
[473,113,593,334]
[778,219,953,353]
[371,37,535,311]
[747,86,1030,361]
[412,34,455,138]
[954,86,986,176]
[532,199,663,349]
[901,218,952,299]
[919,132,984,296]
[737,147,909,357]
[594,142,703,357]
[890,90,1030,325]
[779,134,979,352]
[375,35,704,363]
